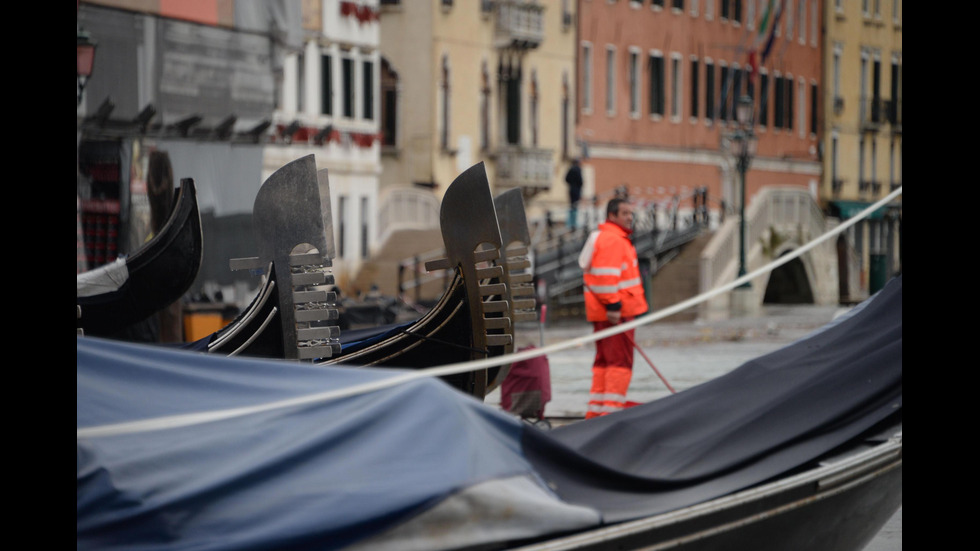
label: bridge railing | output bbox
[699,187,829,312]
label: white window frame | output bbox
[582,41,593,114]
[671,52,683,122]
[629,47,641,118]
[798,0,806,44]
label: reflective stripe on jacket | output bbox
[583,222,648,322]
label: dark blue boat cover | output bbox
[77,276,902,550]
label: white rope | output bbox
[78,188,901,439]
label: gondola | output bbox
[77,275,902,551]
[198,156,518,400]
[76,178,203,337]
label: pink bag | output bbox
[501,346,551,419]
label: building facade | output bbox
[272,0,383,292]
[821,0,902,301]
[77,0,384,302]
[576,0,822,228]
[376,0,578,227]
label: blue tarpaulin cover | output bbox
[77,276,901,550]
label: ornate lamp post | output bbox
[77,30,97,106]
[730,95,757,288]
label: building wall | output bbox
[379,1,577,221]
[272,0,382,291]
[576,0,821,221]
[821,0,903,299]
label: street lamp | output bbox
[77,29,97,106]
[730,95,757,288]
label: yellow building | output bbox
[822,0,902,301]
[364,0,578,296]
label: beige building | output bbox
[821,0,902,301]
[366,0,578,296]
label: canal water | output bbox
[484,302,901,550]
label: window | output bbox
[338,196,347,258]
[798,0,806,44]
[719,64,730,121]
[889,141,896,189]
[831,132,840,195]
[480,62,490,151]
[786,75,794,130]
[797,77,805,138]
[321,54,333,116]
[363,60,374,121]
[833,44,842,101]
[441,55,451,149]
[858,136,866,192]
[811,0,818,46]
[890,55,901,126]
[606,46,616,115]
[360,197,369,259]
[381,58,398,147]
[705,60,715,120]
[500,57,522,145]
[774,75,784,128]
[733,0,742,23]
[758,71,769,126]
[582,42,593,113]
[629,49,641,117]
[809,81,818,135]
[872,53,882,124]
[342,56,354,118]
[690,57,700,119]
[860,50,869,123]
[648,52,665,117]
[672,0,684,10]
[871,139,878,195]
[786,0,793,39]
[296,52,306,113]
[562,72,570,159]
[671,54,682,119]
[530,70,539,146]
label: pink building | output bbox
[576,0,821,222]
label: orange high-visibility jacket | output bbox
[582,222,648,322]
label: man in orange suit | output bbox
[581,198,648,419]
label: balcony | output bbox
[494,145,553,191]
[832,178,844,197]
[494,0,545,50]
[859,96,885,131]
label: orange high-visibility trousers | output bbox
[585,319,635,419]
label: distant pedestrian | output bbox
[579,198,648,419]
[564,158,583,229]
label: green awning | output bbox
[832,200,887,220]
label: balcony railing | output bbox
[494,145,553,190]
[495,0,545,49]
[859,96,885,130]
[832,178,844,197]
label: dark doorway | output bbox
[763,252,814,304]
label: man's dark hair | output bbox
[607,197,629,218]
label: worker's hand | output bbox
[607,310,622,325]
